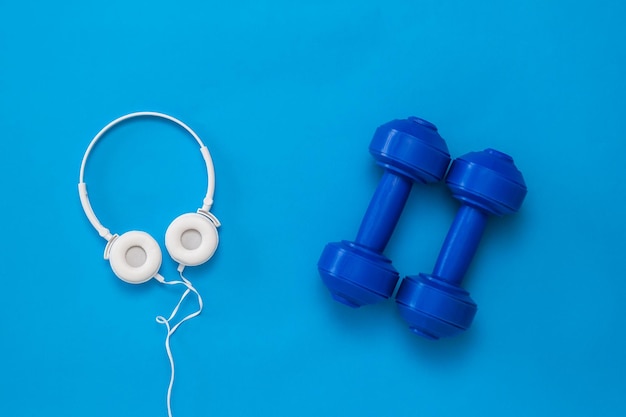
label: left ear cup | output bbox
[108,231,163,284]
[165,213,219,266]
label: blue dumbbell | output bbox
[318,117,450,308]
[395,148,527,339]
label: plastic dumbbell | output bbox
[318,117,451,308]
[395,148,527,339]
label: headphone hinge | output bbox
[197,209,221,227]
[103,234,120,260]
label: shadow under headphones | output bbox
[78,111,220,283]
[78,111,219,417]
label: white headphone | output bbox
[78,111,220,284]
[78,111,219,417]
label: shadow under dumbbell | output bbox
[394,310,482,365]
[320,286,397,339]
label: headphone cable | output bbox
[155,269,203,417]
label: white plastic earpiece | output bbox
[108,231,163,284]
[165,212,219,266]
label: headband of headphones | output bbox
[78,111,216,242]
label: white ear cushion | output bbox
[109,231,163,284]
[165,213,218,266]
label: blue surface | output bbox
[1,1,625,416]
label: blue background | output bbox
[1,1,625,416]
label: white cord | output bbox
[155,270,203,417]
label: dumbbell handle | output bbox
[432,205,488,286]
[354,171,412,253]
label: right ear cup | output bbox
[108,231,163,284]
[165,213,219,266]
